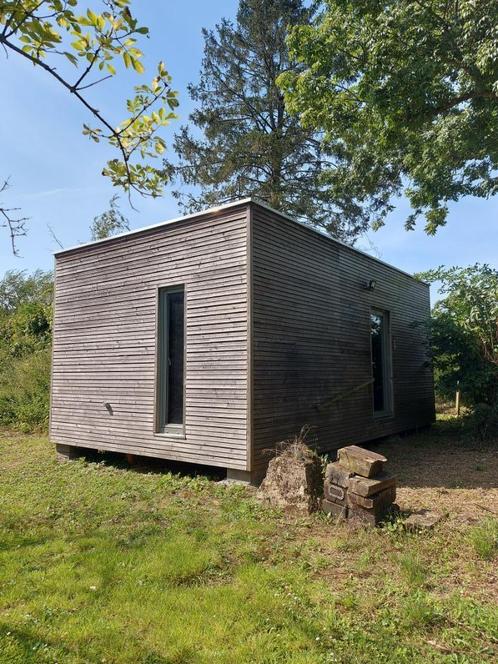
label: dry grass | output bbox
[264,425,320,462]
[376,418,498,525]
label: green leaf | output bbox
[132,58,144,74]
[87,9,98,25]
[63,51,78,66]
[71,39,86,52]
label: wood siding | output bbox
[250,204,435,472]
[51,199,435,477]
[50,204,250,470]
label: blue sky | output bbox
[1,0,497,303]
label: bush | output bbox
[0,348,51,432]
[0,270,53,433]
[421,264,498,416]
[471,403,498,441]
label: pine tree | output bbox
[169,0,368,242]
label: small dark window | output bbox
[157,287,185,432]
[370,310,392,415]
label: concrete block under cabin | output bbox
[322,445,397,526]
[50,198,435,482]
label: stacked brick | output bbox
[322,445,396,526]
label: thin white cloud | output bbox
[18,186,101,200]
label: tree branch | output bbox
[0,33,155,195]
[0,179,29,256]
[47,223,64,249]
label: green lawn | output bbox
[0,427,497,663]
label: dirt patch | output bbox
[374,427,498,523]
[258,438,323,513]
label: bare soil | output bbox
[374,422,498,524]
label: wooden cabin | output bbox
[50,198,435,482]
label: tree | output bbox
[169,0,369,242]
[0,270,53,430]
[280,0,498,234]
[0,268,52,355]
[0,269,53,314]
[90,194,130,240]
[1,0,178,251]
[421,264,498,410]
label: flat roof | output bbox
[54,197,427,285]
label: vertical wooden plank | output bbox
[48,259,58,440]
[246,203,254,472]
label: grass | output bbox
[468,519,498,560]
[398,552,427,588]
[0,426,497,663]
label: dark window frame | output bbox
[156,285,186,435]
[370,308,393,417]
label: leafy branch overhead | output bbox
[280,0,498,234]
[0,0,178,197]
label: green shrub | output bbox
[0,270,53,433]
[421,264,498,410]
[471,403,498,441]
[0,349,51,431]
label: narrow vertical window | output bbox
[370,310,392,415]
[157,287,185,432]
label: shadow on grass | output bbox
[371,418,498,490]
[0,622,186,664]
[78,447,226,482]
[0,534,54,553]
[0,622,76,663]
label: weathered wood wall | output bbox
[51,199,435,478]
[50,204,250,470]
[250,203,435,473]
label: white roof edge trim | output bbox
[54,196,427,286]
[53,197,253,256]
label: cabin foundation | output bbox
[55,443,85,462]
